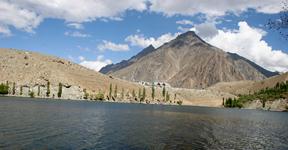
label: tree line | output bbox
[224,81,288,108]
[0,80,183,105]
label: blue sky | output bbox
[0,0,287,72]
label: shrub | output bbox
[29,91,35,98]
[177,100,183,105]
[95,92,105,101]
[0,83,9,95]
[83,89,89,100]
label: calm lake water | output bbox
[0,97,288,149]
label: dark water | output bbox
[0,97,288,150]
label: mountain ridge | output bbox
[100,45,155,74]
[102,31,278,89]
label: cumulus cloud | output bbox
[64,31,90,38]
[125,32,180,48]
[199,21,288,72]
[0,0,147,35]
[0,1,42,35]
[2,0,285,36]
[79,55,112,71]
[150,0,282,18]
[193,22,219,39]
[97,40,130,51]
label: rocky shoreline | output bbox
[1,94,288,112]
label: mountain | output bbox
[209,72,288,95]
[100,45,155,74]
[103,31,278,89]
[227,52,278,77]
[0,48,141,100]
[0,48,234,107]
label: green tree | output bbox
[83,89,89,99]
[20,86,23,95]
[141,87,146,102]
[225,98,233,107]
[12,82,16,95]
[114,85,118,98]
[95,90,104,100]
[6,81,10,94]
[57,83,62,98]
[132,89,136,98]
[151,83,155,100]
[46,81,50,97]
[121,88,124,100]
[37,85,41,96]
[138,87,141,99]
[162,85,166,98]
[109,83,112,98]
[0,83,9,95]
[29,90,35,98]
[166,91,170,102]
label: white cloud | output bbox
[0,25,12,36]
[177,26,191,32]
[125,32,180,48]
[79,55,112,71]
[150,0,282,18]
[193,22,219,39]
[64,31,90,38]
[0,1,42,35]
[97,40,130,51]
[67,23,84,29]
[176,19,193,25]
[199,21,288,72]
[78,56,85,61]
[2,0,285,36]
[0,0,147,35]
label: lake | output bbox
[0,97,288,149]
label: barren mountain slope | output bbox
[0,48,142,99]
[209,72,288,95]
[106,31,277,89]
[0,48,234,107]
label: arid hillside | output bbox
[102,31,278,89]
[0,48,233,106]
[209,72,288,95]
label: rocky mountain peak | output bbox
[103,31,278,89]
[166,31,209,49]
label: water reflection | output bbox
[0,97,288,149]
